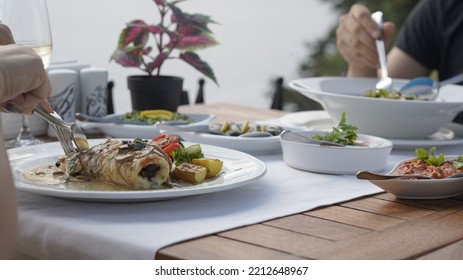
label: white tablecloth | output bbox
[15,144,460,259]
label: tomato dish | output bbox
[392,159,463,179]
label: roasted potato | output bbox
[192,158,223,178]
[173,163,207,184]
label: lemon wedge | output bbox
[139,109,174,120]
[220,121,230,133]
[240,120,250,134]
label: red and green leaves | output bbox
[180,52,217,85]
[111,1,219,84]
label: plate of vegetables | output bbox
[77,109,215,139]
[160,120,286,155]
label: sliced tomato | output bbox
[162,142,181,155]
[150,134,179,149]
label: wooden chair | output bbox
[270,77,323,111]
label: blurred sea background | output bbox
[1,0,336,113]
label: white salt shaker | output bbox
[47,69,78,137]
[80,67,108,117]
[47,61,90,113]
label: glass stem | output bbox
[17,115,34,141]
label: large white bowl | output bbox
[289,77,463,139]
[365,156,463,199]
[280,130,393,175]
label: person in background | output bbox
[336,0,463,82]
[0,22,52,259]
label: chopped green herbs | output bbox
[139,164,160,179]
[66,157,78,175]
[170,144,204,166]
[121,111,192,124]
[413,147,463,168]
[364,88,420,100]
[312,112,358,145]
[452,155,463,169]
[119,139,148,153]
[413,147,445,166]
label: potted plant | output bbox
[110,0,219,112]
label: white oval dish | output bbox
[78,113,215,139]
[279,130,393,175]
[365,156,463,199]
[171,130,282,155]
[289,77,463,139]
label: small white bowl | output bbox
[366,156,463,199]
[280,130,393,175]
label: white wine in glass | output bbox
[3,0,53,148]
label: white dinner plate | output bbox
[78,113,215,139]
[279,110,463,149]
[9,140,266,202]
[364,156,463,199]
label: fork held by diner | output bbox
[337,1,463,88]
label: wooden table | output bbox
[154,103,463,260]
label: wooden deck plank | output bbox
[218,224,332,259]
[157,177,463,260]
[417,240,463,260]
[373,193,462,211]
[156,236,303,260]
[306,205,404,230]
[264,214,371,241]
[304,207,463,259]
[341,197,435,220]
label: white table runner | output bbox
[16,145,459,259]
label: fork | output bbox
[2,102,88,154]
[33,106,89,153]
[371,11,393,91]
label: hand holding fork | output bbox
[2,101,88,154]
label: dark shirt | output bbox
[396,0,463,81]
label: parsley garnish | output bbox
[119,139,148,153]
[312,112,358,145]
[452,155,463,169]
[170,144,204,165]
[413,147,463,169]
[413,147,445,167]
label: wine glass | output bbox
[3,0,53,148]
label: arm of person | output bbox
[0,133,18,259]
[0,23,18,259]
[387,47,431,79]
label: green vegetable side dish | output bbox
[121,111,192,124]
[312,112,358,145]
[364,89,418,100]
[170,143,204,166]
[413,147,463,168]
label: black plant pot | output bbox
[127,75,183,112]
